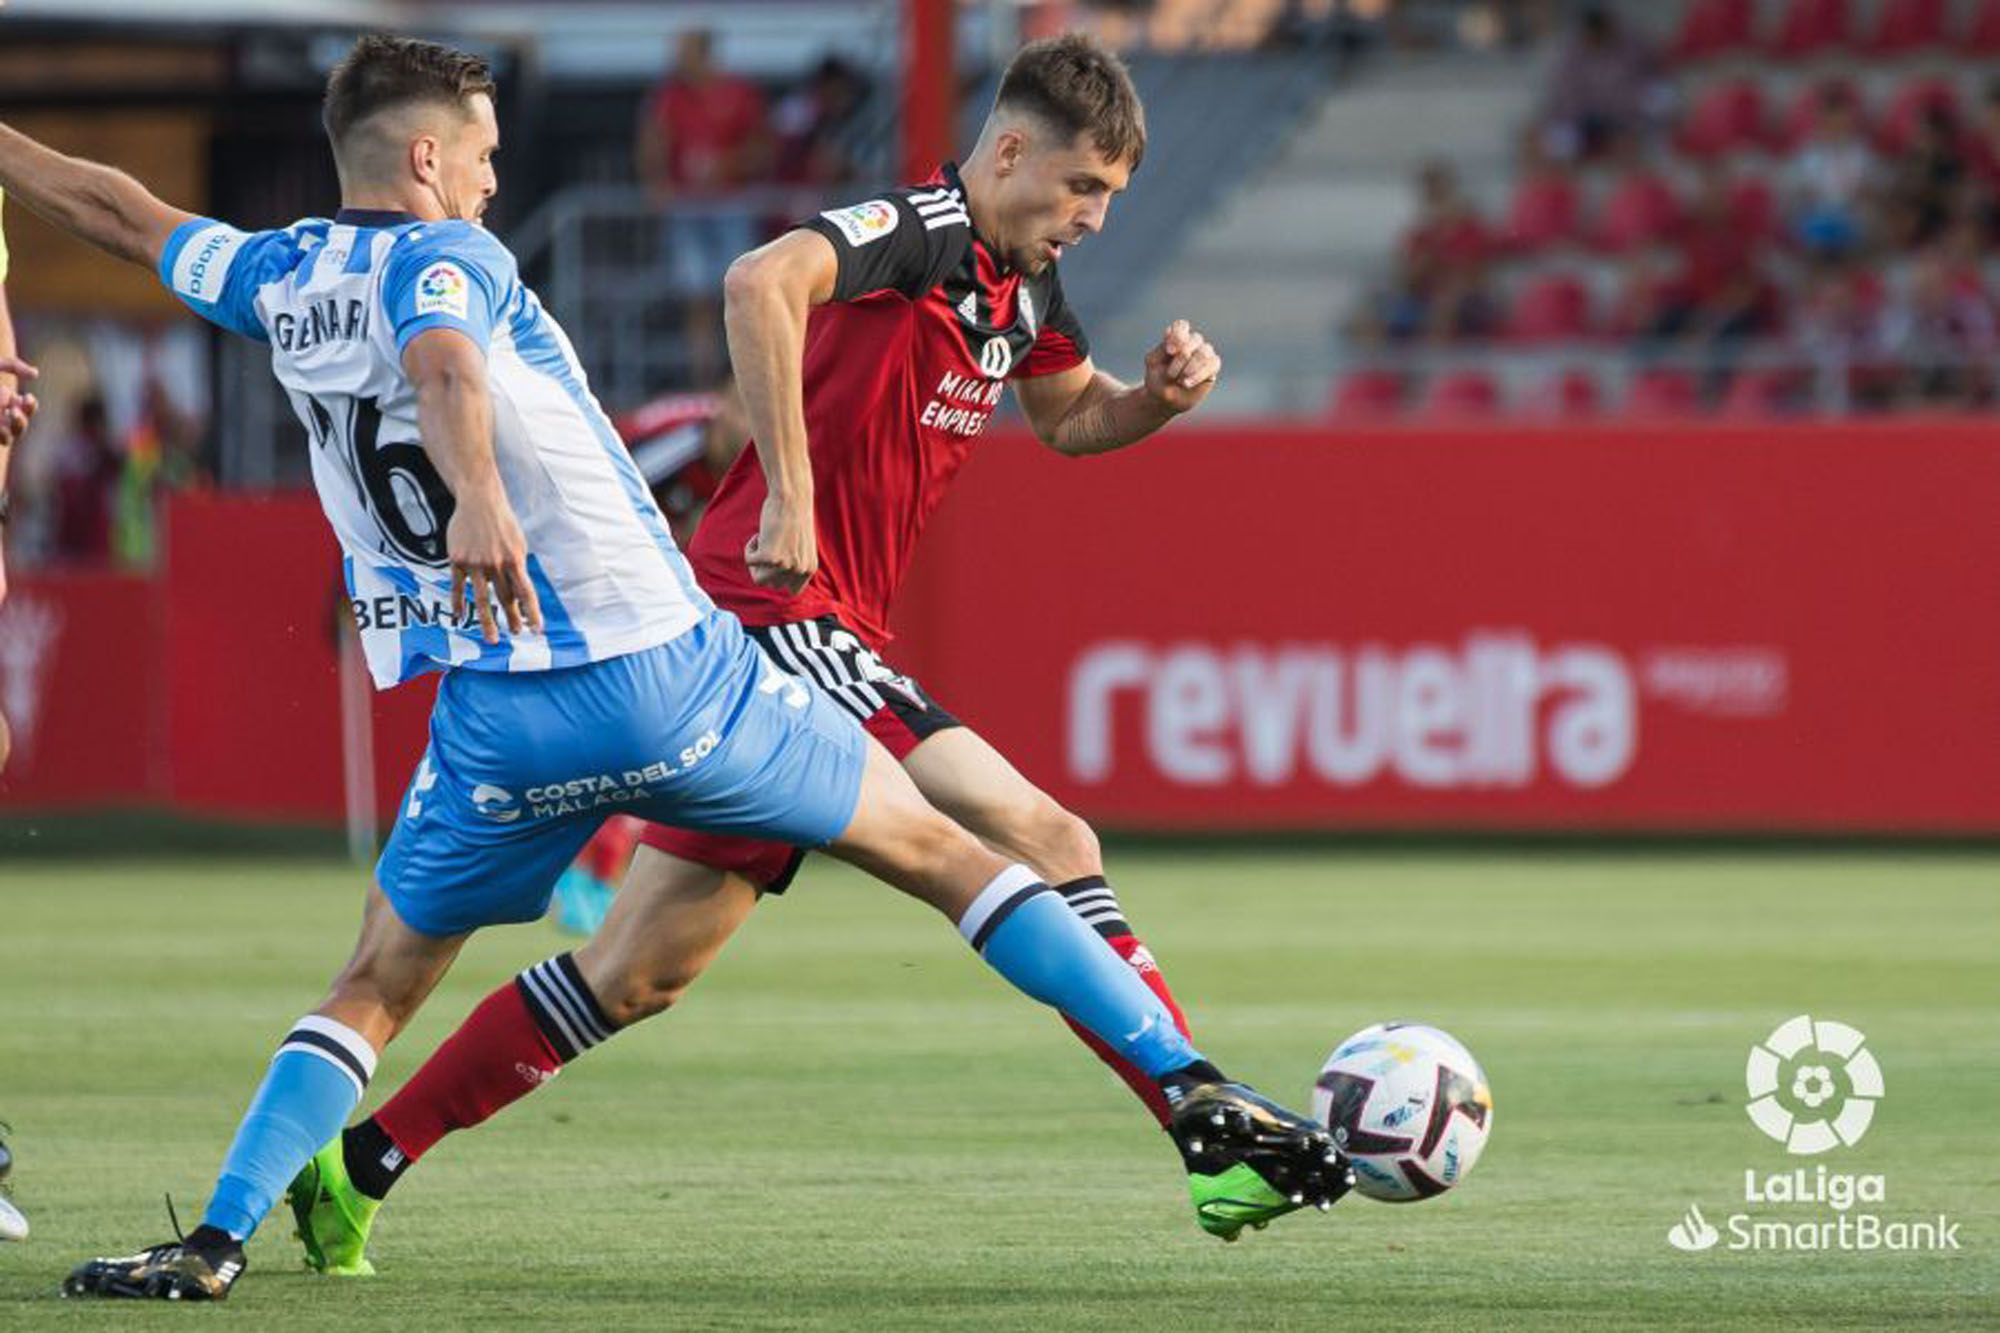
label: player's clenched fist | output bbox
[1142,319,1220,415]
[745,491,817,595]
[447,492,543,644]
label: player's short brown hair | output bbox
[323,34,497,146]
[995,34,1146,169]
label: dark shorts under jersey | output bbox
[637,614,960,893]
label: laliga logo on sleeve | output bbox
[415,262,471,319]
[1745,1014,1883,1155]
[821,200,899,248]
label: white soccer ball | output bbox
[1312,1021,1493,1203]
[0,1195,27,1242]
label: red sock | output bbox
[373,954,612,1163]
[1063,933,1192,1129]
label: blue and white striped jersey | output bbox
[158,209,712,688]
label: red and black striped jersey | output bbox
[689,162,1090,649]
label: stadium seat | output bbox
[1524,366,1604,419]
[1777,78,1866,151]
[1767,0,1852,58]
[1730,176,1779,243]
[1672,0,1757,62]
[1418,369,1502,419]
[1328,368,1406,422]
[1595,168,1684,252]
[1624,368,1702,417]
[1878,75,1962,153]
[1677,79,1769,157]
[1964,0,2000,53]
[1505,272,1595,343]
[1719,367,1799,416]
[1864,0,1947,54]
[1502,172,1584,253]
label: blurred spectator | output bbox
[618,377,750,547]
[1786,86,1881,259]
[53,395,118,562]
[1607,249,1678,340]
[1649,166,1777,356]
[772,55,870,188]
[1879,244,1997,405]
[113,376,205,569]
[1541,5,1672,162]
[636,30,773,383]
[1963,79,2000,237]
[1881,105,1967,250]
[1790,259,1908,410]
[1356,161,1498,344]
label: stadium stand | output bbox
[1292,0,2000,421]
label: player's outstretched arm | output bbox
[0,122,194,270]
[403,328,542,645]
[1017,318,1222,457]
[720,228,838,594]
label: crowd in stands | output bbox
[1,322,208,578]
[636,31,873,383]
[1340,0,2000,418]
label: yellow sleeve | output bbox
[0,188,10,284]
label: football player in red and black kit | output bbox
[310,34,1343,1252]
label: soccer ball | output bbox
[1312,1021,1493,1203]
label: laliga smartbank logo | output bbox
[1746,1014,1881,1154]
[1666,1015,1961,1255]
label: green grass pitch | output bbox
[0,849,1994,1329]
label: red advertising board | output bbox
[0,570,162,807]
[892,422,2000,833]
[6,423,1999,833]
[0,492,432,825]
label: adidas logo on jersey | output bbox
[1018,287,1037,336]
[957,291,978,324]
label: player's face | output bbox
[435,93,500,225]
[998,129,1129,274]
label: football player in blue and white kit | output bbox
[0,36,1346,1302]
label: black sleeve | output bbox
[1019,266,1091,377]
[800,191,969,302]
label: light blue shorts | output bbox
[377,611,865,936]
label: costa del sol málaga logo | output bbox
[1745,1014,1884,1155]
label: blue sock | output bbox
[960,865,1201,1079]
[202,1016,376,1240]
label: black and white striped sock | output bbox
[276,1014,378,1098]
[514,953,618,1061]
[1057,875,1131,940]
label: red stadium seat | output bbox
[1595,169,1684,252]
[1328,369,1406,422]
[1503,172,1584,253]
[1677,79,1769,157]
[1878,75,1962,153]
[1719,367,1799,416]
[1730,176,1779,243]
[1524,367,1604,419]
[1624,368,1702,417]
[1418,369,1502,420]
[1965,0,2000,53]
[1505,273,1595,343]
[1767,0,1852,58]
[1865,0,1947,53]
[1777,78,1868,152]
[1672,0,1757,62]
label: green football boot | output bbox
[286,1142,380,1276]
[1167,1078,1355,1242]
[1187,1162,1308,1241]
